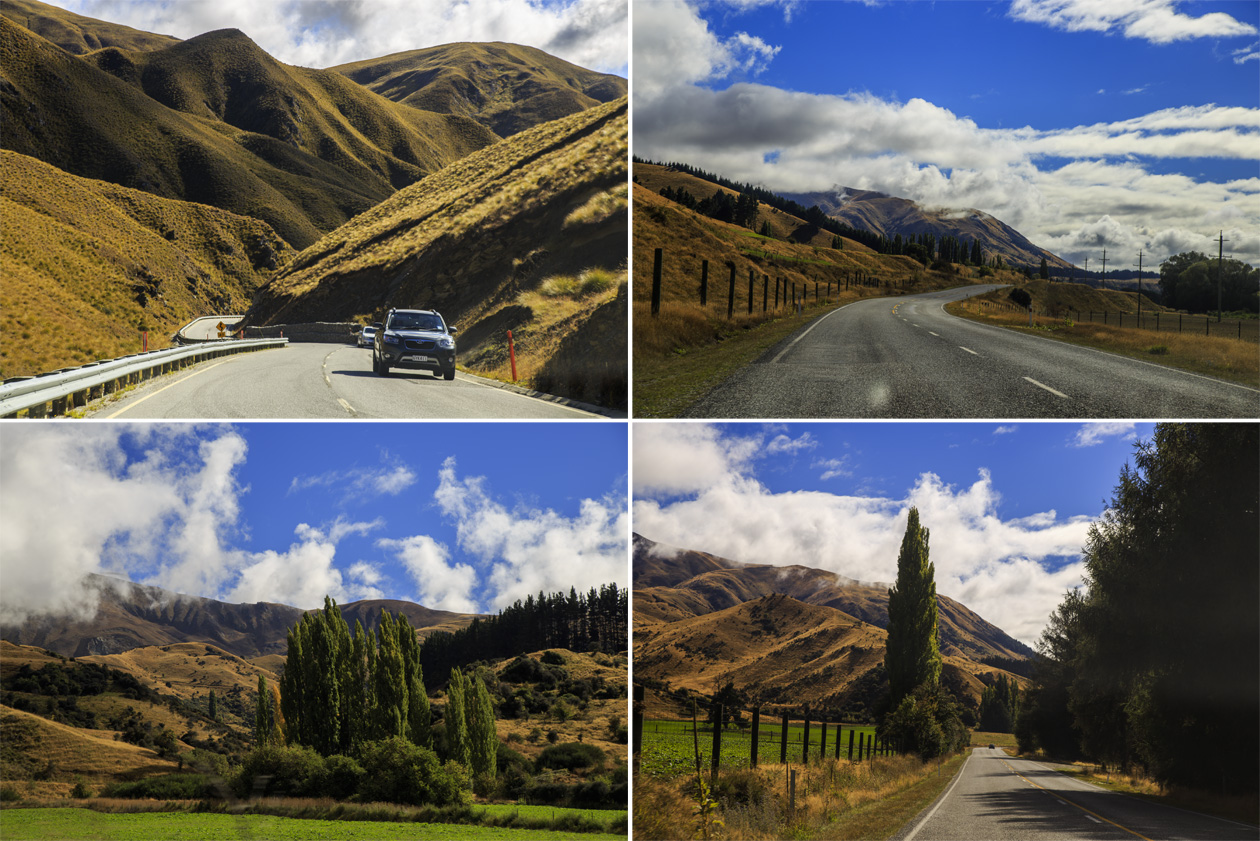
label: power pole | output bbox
[1216,231,1228,322]
[1083,257,1089,283]
[1134,250,1143,324]
[1100,248,1108,288]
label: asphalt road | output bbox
[93,342,603,419]
[177,315,243,340]
[898,748,1259,841]
[683,285,1260,418]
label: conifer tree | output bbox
[208,690,218,722]
[885,507,941,706]
[465,675,497,781]
[255,674,275,745]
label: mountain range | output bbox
[633,534,1031,717]
[0,574,476,660]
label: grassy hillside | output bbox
[333,42,626,138]
[0,18,496,249]
[0,150,293,378]
[247,98,629,407]
[81,643,279,707]
[0,0,179,54]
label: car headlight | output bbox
[438,336,455,349]
[383,333,401,345]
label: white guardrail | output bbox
[0,338,288,418]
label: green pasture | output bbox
[0,808,624,841]
[638,719,890,779]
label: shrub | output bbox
[0,786,19,803]
[540,650,566,666]
[321,754,365,798]
[1008,288,1032,308]
[536,741,606,772]
[70,781,91,799]
[356,737,471,807]
[104,774,213,800]
[231,744,326,798]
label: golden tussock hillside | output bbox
[0,150,293,378]
[248,98,629,407]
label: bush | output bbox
[231,744,326,798]
[356,737,471,807]
[104,774,213,800]
[536,741,606,772]
[540,650,566,666]
[70,781,91,799]
[0,786,21,803]
[1008,288,1032,308]
[321,754,365,798]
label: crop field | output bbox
[638,719,887,779]
[0,808,624,841]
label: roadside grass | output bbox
[633,753,965,840]
[1044,764,1259,829]
[0,808,623,841]
[945,301,1260,388]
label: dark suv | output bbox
[372,308,457,380]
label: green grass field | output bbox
[0,808,623,841]
[639,719,887,779]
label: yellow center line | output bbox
[999,759,1154,841]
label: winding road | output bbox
[683,286,1260,418]
[898,748,1258,840]
[91,343,606,419]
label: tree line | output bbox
[1158,252,1258,313]
[418,584,627,679]
[1015,424,1258,794]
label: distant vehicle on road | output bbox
[358,325,376,348]
[373,308,457,380]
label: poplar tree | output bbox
[255,675,275,745]
[446,668,471,768]
[885,507,941,706]
[373,611,408,740]
[208,690,218,722]
[466,675,497,781]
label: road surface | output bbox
[683,286,1260,418]
[92,342,604,419]
[898,747,1259,840]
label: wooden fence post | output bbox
[774,277,780,308]
[711,704,722,780]
[763,275,768,313]
[819,720,827,760]
[750,707,760,768]
[700,260,709,307]
[835,725,842,759]
[857,732,864,762]
[848,728,854,761]
[748,269,754,315]
[727,264,736,320]
[803,716,810,763]
[780,713,789,765]
[651,249,662,316]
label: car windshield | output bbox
[390,314,442,331]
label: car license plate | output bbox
[403,355,435,363]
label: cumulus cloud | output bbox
[377,535,478,613]
[65,0,627,73]
[812,456,853,480]
[634,426,1100,645]
[1071,423,1139,448]
[634,2,1260,267]
[0,426,395,624]
[431,457,627,610]
[1009,0,1257,44]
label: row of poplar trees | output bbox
[274,598,496,781]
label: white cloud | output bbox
[994,425,1018,435]
[1071,423,1139,448]
[1009,0,1257,45]
[812,456,852,481]
[432,457,627,610]
[766,431,817,455]
[65,0,627,73]
[288,462,417,501]
[633,428,1099,645]
[224,520,384,606]
[377,535,478,613]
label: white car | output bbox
[358,326,377,348]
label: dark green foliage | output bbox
[536,741,606,772]
[885,507,942,706]
[105,773,214,800]
[1017,424,1259,792]
[978,673,1019,733]
[1008,287,1032,308]
[446,668,470,768]
[356,737,471,807]
[1159,251,1259,313]
[466,675,497,783]
[1039,256,1049,279]
[418,584,626,678]
[878,682,967,760]
[707,681,742,728]
[232,744,329,798]
[254,675,276,746]
[208,690,218,722]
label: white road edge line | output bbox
[770,298,862,364]
[105,358,236,418]
[929,332,940,337]
[1086,816,1102,823]
[461,376,598,417]
[903,751,972,841]
[1024,377,1070,398]
[960,347,979,356]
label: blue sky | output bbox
[0,423,628,626]
[58,0,628,74]
[634,421,1158,645]
[634,0,1259,267]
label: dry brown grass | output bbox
[1,705,178,784]
[948,300,1260,387]
[634,753,965,840]
[80,643,279,708]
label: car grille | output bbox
[404,339,436,350]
